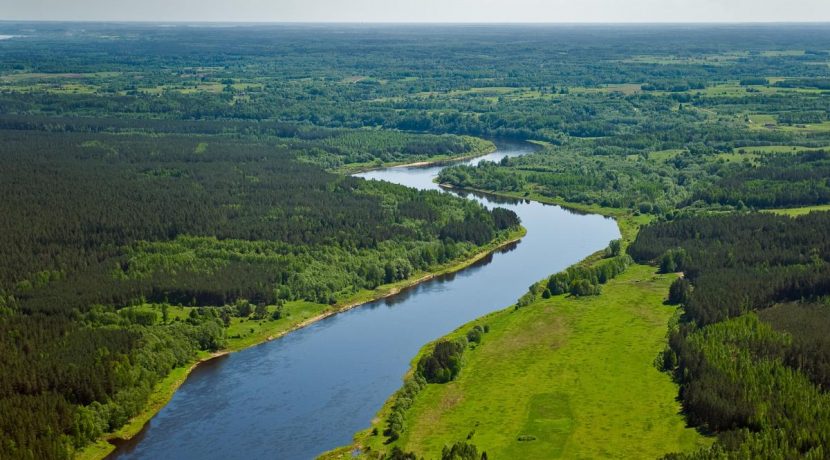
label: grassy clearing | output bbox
[765,204,830,216]
[698,81,826,98]
[0,71,121,81]
[130,300,342,350]
[74,441,114,460]
[342,264,709,460]
[0,82,102,94]
[711,145,829,165]
[732,145,827,154]
[646,149,684,161]
[779,121,830,133]
[140,82,225,94]
[571,83,643,95]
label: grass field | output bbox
[766,204,830,216]
[343,264,709,459]
[731,145,826,154]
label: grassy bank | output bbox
[766,204,830,217]
[321,190,707,460]
[329,263,709,459]
[76,225,525,460]
[334,138,497,174]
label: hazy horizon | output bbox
[3,0,830,23]
[3,20,830,25]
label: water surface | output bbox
[110,141,620,460]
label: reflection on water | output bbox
[109,141,620,460]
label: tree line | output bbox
[630,212,830,458]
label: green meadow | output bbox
[347,264,710,459]
[766,204,830,217]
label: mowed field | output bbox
[374,264,709,459]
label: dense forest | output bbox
[0,127,516,458]
[630,213,830,458]
[1,22,830,459]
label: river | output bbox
[108,141,620,460]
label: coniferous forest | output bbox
[630,213,830,458]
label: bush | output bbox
[570,279,600,296]
[466,326,484,344]
[605,239,622,258]
[545,255,632,298]
[418,339,467,383]
[441,441,486,460]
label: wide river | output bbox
[110,141,620,459]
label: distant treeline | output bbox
[0,114,492,170]
[692,151,830,209]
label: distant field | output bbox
[710,145,829,164]
[732,145,827,154]
[356,264,709,459]
[644,149,684,161]
[623,53,745,65]
[766,204,830,216]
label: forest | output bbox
[0,127,516,458]
[630,213,830,458]
[1,22,830,459]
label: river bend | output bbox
[109,141,620,459]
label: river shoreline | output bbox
[337,141,497,174]
[98,140,621,460]
[318,189,640,460]
[81,159,524,460]
[437,184,646,243]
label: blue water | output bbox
[110,141,620,460]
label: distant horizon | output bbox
[2,20,830,25]
[3,0,829,24]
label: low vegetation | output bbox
[345,263,708,459]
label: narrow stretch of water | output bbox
[110,141,620,459]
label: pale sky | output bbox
[2,0,829,23]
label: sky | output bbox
[2,0,829,23]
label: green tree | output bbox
[441,441,485,460]
[253,303,268,320]
[235,299,252,318]
[667,278,691,305]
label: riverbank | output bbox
[77,225,526,460]
[319,189,708,460]
[334,138,497,174]
[438,184,650,245]
[324,263,709,459]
